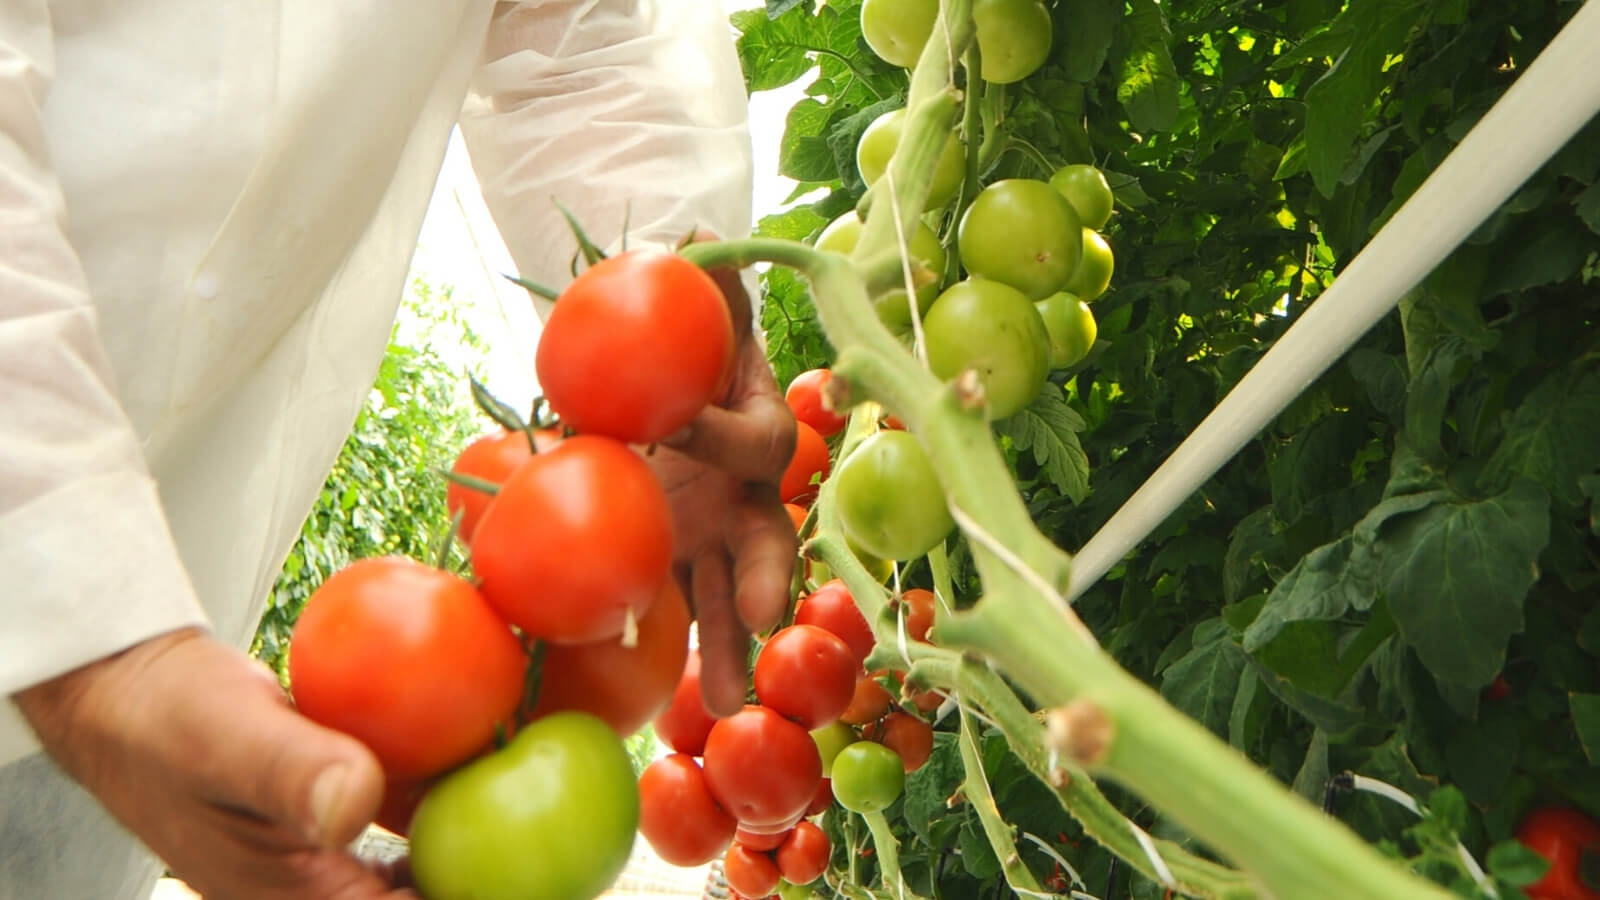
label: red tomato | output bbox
[754,625,858,729]
[907,685,945,714]
[1517,806,1600,900]
[289,557,527,780]
[655,650,720,755]
[703,706,823,827]
[735,825,792,852]
[528,578,689,735]
[535,249,734,444]
[806,778,834,816]
[785,503,808,532]
[794,580,875,665]
[840,672,895,726]
[900,588,936,642]
[470,435,672,644]
[374,778,431,837]
[882,415,906,430]
[866,712,934,773]
[780,421,832,505]
[446,428,560,542]
[785,368,848,437]
[725,843,782,899]
[776,821,830,886]
[638,754,737,867]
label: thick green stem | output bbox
[956,708,1046,896]
[862,810,920,900]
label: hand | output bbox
[652,242,799,717]
[15,627,414,899]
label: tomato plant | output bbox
[288,556,526,780]
[755,624,858,729]
[535,248,733,444]
[834,430,955,561]
[638,753,737,867]
[702,705,824,827]
[923,278,1051,420]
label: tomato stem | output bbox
[860,809,918,900]
[552,199,608,267]
[955,707,1048,896]
[502,272,560,302]
[441,470,502,497]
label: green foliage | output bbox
[250,278,486,681]
[740,0,1600,894]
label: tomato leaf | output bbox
[1478,368,1600,505]
[1160,619,1247,737]
[901,732,962,845]
[1243,534,1378,652]
[1569,693,1600,767]
[1485,840,1550,889]
[1114,0,1180,133]
[1269,411,1371,525]
[1060,0,1121,83]
[732,9,823,93]
[1577,182,1600,236]
[996,386,1090,503]
[1485,216,1596,297]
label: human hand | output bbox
[651,239,799,717]
[14,627,414,899]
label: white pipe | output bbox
[1066,1,1600,602]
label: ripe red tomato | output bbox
[1517,806,1600,900]
[655,650,720,755]
[535,248,734,444]
[755,625,858,729]
[528,578,689,735]
[901,589,936,642]
[725,843,782,899]
[780,421,832,505]
[786,369,848,438]
[785,503,808,532]
[907,685,945,714]
[806,778,834,816]
[446,429,557,542]
[289,557,527,780]
[794,580,875,665]
[776,821,831,886]
[703,706,823,827]
[735,825,792,852]
[840,673,894,726]
[866,712,934,773]
[470,435,672,644]
[638,754,736,867]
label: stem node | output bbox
[1047,700,1114,767]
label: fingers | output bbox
[730,487,797,635]
[678,227,752,337]
[663,344,796,481]
[689,548,753,718]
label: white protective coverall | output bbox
[0,2,753,897]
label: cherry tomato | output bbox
[924,279,1051,421]
[901,588,936,642]
[785,369,848,438]
[830,741,906,814]
[655,650,720,756]
[907,685,945,714]
[1517,806,1600,900]
[535,248,734,444]
[735,825,793,853]
[409,712,638,900]
[446,428,558,542]
[866,712,934,773]
[815,211,947,332]
[972,0,1053,84]
[638,753,737,867]
[1036,292,1098,370]
[811,721,858,777]
[529,578,690,736]
[794,580,875,666]
[780,420,832,505]
[470,435,672,644]
[1049,164,1115,230]
[860,0,938,67]
[755,625,858,729]
[841,673,895,726]
[725,843,782,899]
[958,179,1083,301]
[776,821,831,886]
[289,557,526,780]
[856,108,965,212]
[807,778,835,816]
[835,431,954,561]
[703,706,823,827]
[1063,228,1114,301]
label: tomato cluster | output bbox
[286,247,738,899]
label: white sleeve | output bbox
[459,0,755,320]
[0,3,208,765]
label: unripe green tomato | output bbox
[1035,292,1098,369]
[834,431,955,562]
[778,879,818,900]
[860,0,938,68]
[958,179,1083,301]
[811,721,859,777]
[830,741,906,813]
[1062,229,1114,301]
[923,279,1051,420]
[1049,164,1115,230]
[815,212,947,332]
[856,109,966,212]
[409,712,638,900]
[973,0,1053,84]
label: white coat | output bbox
[0,2,753,897]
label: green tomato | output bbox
[1049,164,1114,230]
[834,431,954,562]
[815,212,947,332]
[973,0,1052,84]
[924,279,1051,420]
[1035,292,1098,369]
[860,0,938,68]
[958,179,1082,300]
[856,108,966,212]
[1062,228,1114,300]
[811,721,858,777]
[409,712,639,900]
[778,880,818,900]
[830,741,905,813]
